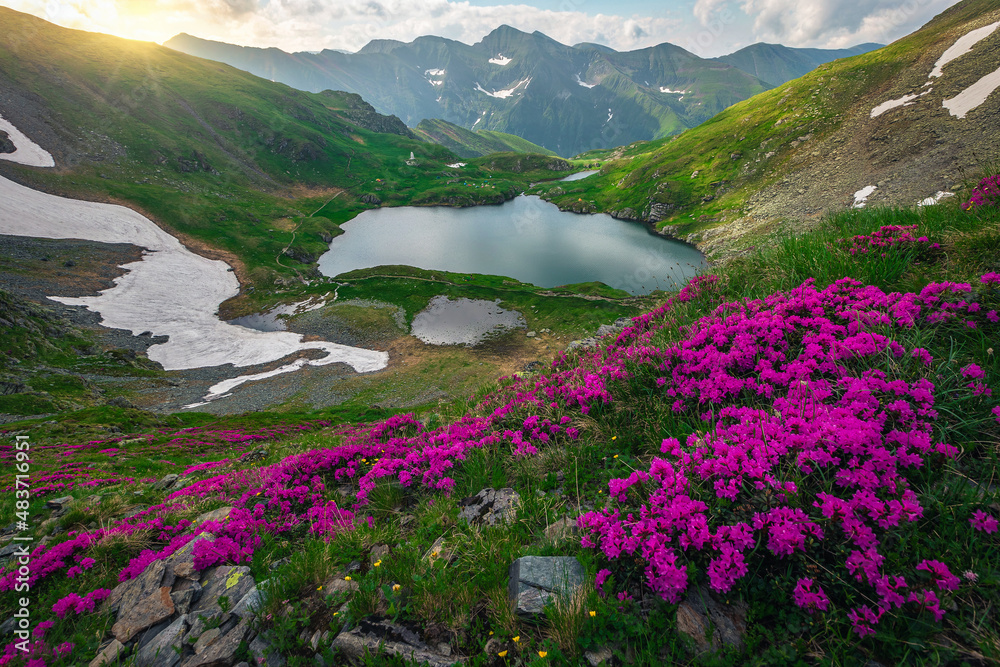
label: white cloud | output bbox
[2,0,685,52]
[693,0,959,49]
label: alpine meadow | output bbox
[0,1,999,666]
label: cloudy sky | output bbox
[2,0,961,56]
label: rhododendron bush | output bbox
[577,275,1000,637]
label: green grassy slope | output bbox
[413,118,557,158]
[535,0,1000,253]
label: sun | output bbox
[1,0,179,44]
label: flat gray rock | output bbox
[190,566,254,616]
[112,586,176,644]
[178,617,250,667]
[89,639,129,667]
[508,556,585,615]
[675,584,748,653]
[332,620,463,667]
[106,559,169,616]
[136,614,188,667]
[248,633,286,667]
[457,488,520,526]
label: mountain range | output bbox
[537,0,1000,256]
[165,29,880,157]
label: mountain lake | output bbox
[318,194,705,295]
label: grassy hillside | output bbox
[413,119,557,158]
[0,8,569,288]
[535,0,1000,256]
[2,185,999,666]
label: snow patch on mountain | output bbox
[853,185,877,208]
[475,78,531,99]
[872,20,1000,120]
[0,112,54,167]
[930,20,1000,78]
[944,66,1000,118]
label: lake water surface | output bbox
[318,195,704,295]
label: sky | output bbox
[1,0,962,57]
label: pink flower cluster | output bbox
[577,275,999,635]
[836,225,930,256]
[962,174,1000,210]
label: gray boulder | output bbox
[457,488,520,527]
[675,584,748,653]
[508,556,585,615]
[332,619,463,667]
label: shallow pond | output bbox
[411,296,525,345]
[560,170,599,181]
[318,195,704,295]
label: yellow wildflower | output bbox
[498,650,508,658]
[512,636,520,643]
[392,584,401,592]
[538,651,548,658]
[589,610,596,617]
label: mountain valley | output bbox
[0,2,999,666]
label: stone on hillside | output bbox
[369,543,390,565]
[230,586,262,620]
[0,130,15,154]
[596,323,623,337]
[171,585,200,615]
[457,488,520,526]
[310,629,332,652]
[248,632,286,667]
[508,556,585,615]
[239,448,268,463]
[165,533,217,580]
[584,646,614,666]
[675,584,748,653]
[421,536,454,564]
[90,639,129,667]
[178,617,251,667]
[190,566,254,616]
[319,575,359,596]
[46,495,74,510]
[153,474,179,491]
[193,507,233,526]
[332,619,464,667]
[112,587,176,643]
[542,518,578,544]
[136,614,188,667]
[193,628,221,654]
[185,610,226,643]
[106,559,172,616]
